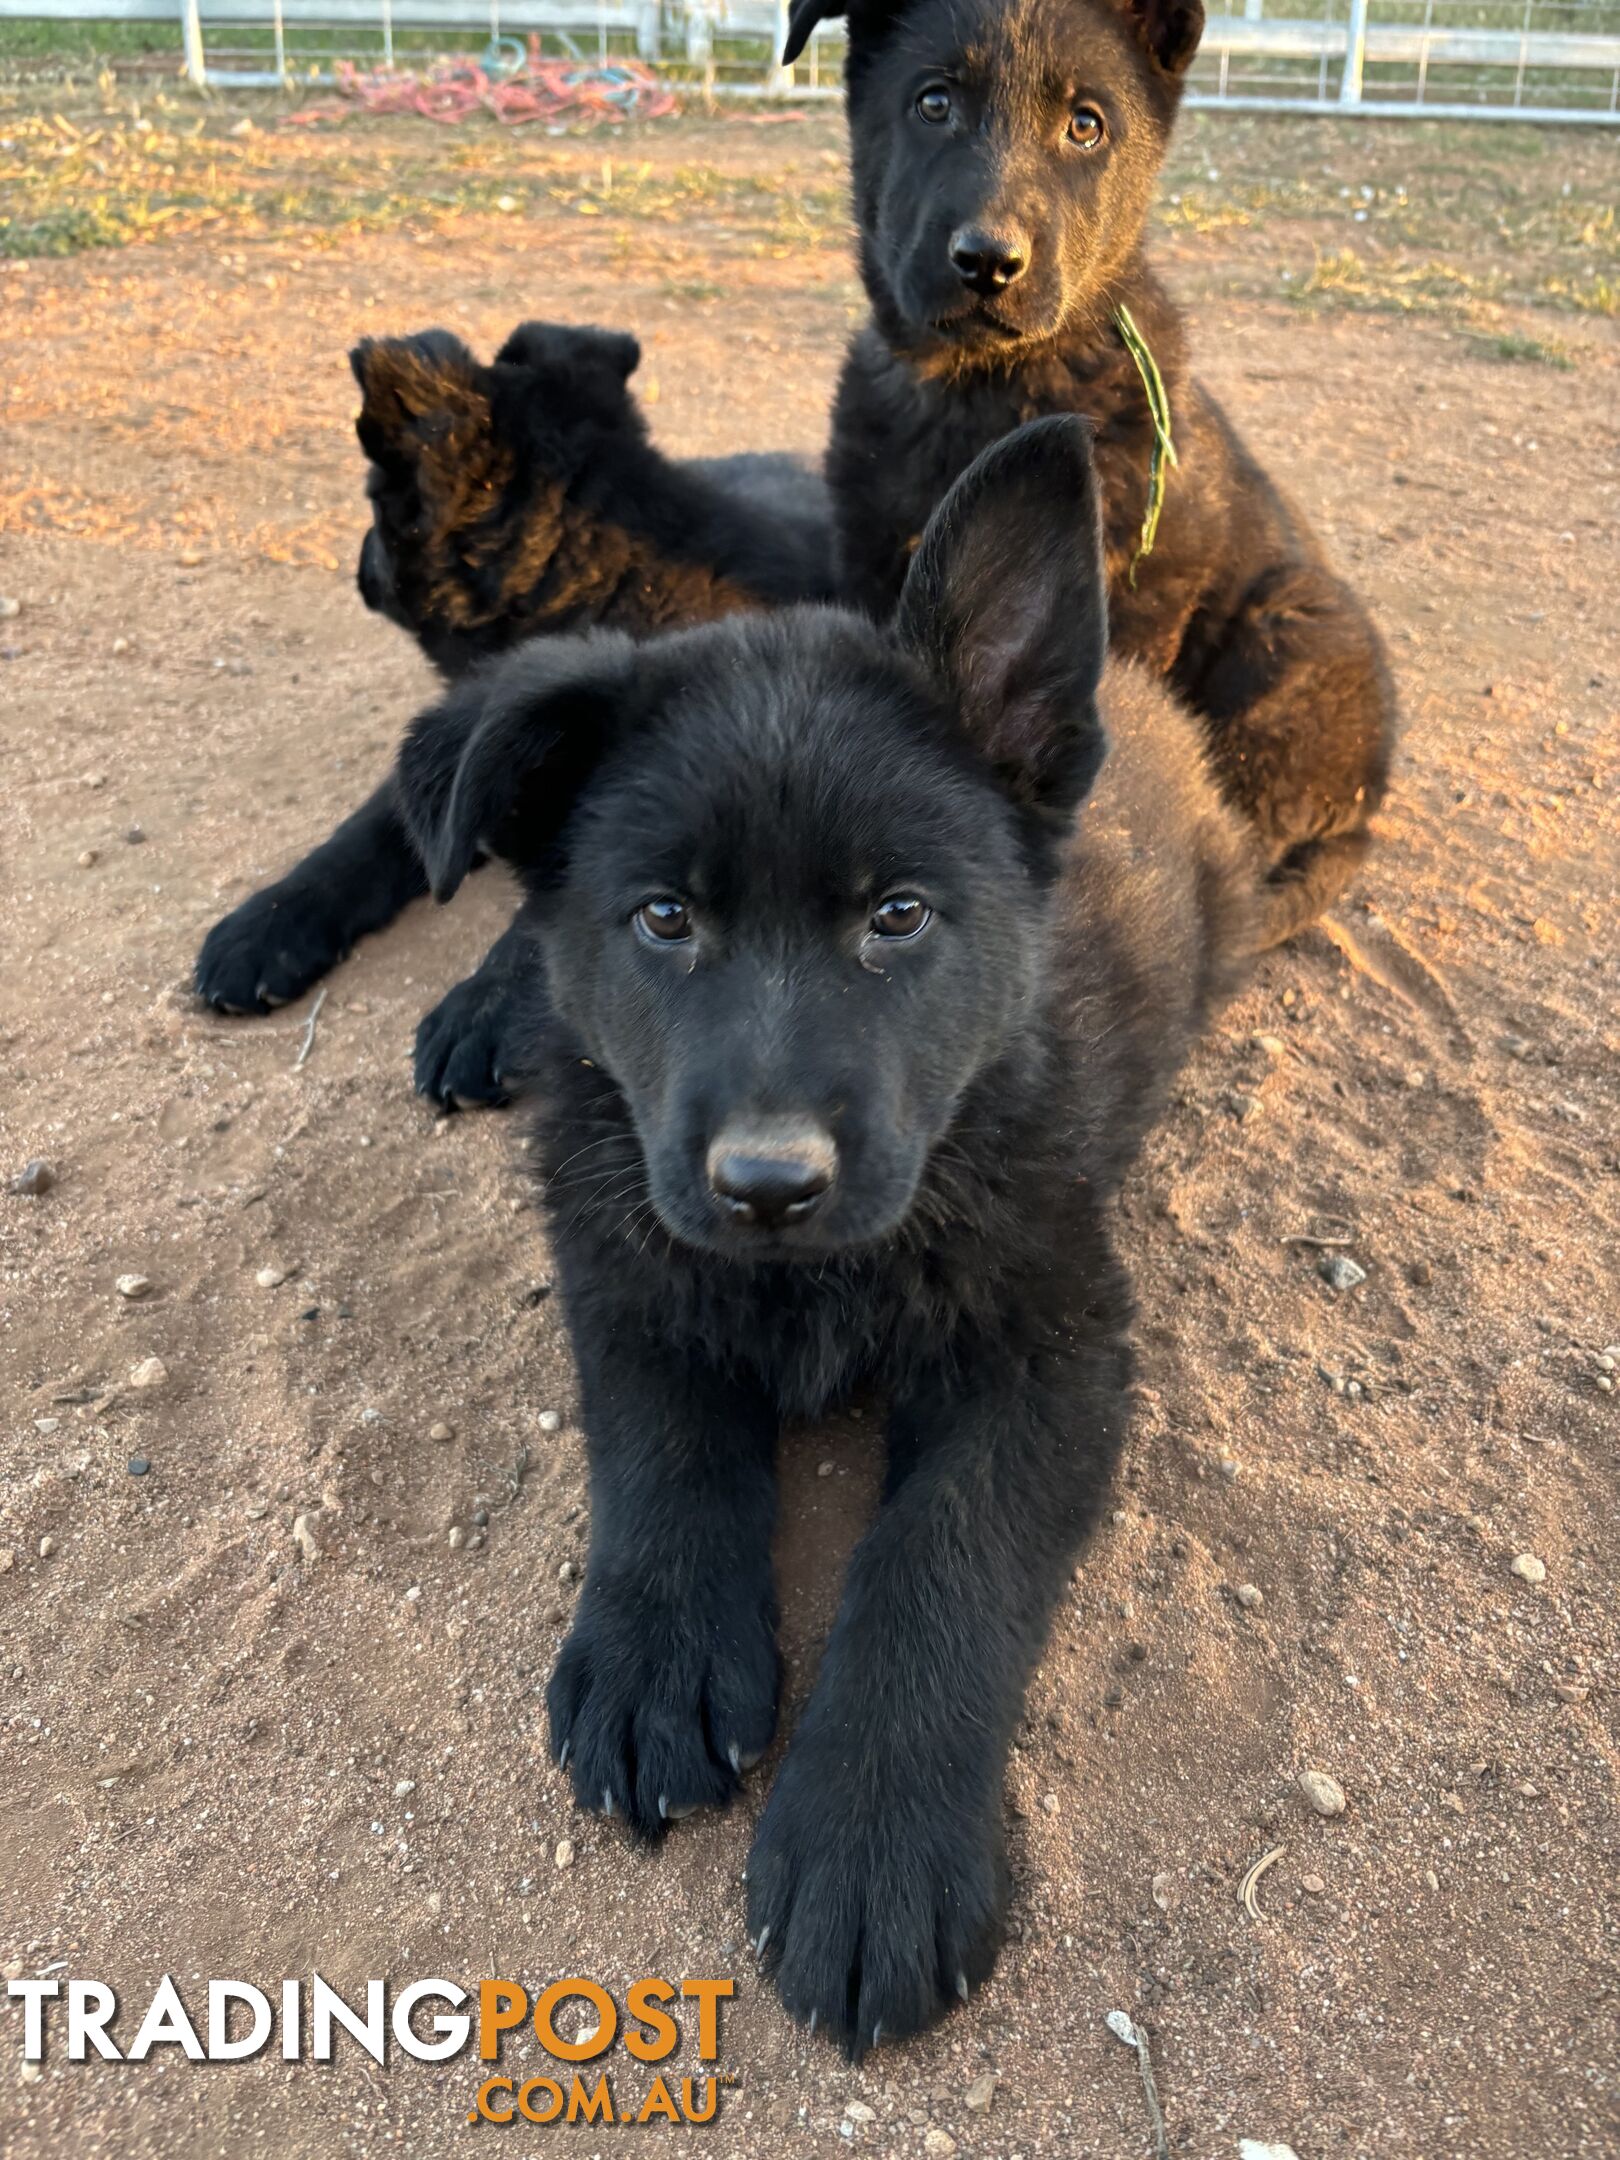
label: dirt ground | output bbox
[2,84,1618,2160]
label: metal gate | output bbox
[11,0,1619,120]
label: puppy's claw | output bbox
[728,1740,763,1776]
[956,1970,970,2003]
[557,1741,570,1772]
[601,1788,614,1816]
[753,1926,770,1959]
[807,2010,817,2038]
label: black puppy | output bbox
[798,0,1393,950]
[192,321,832,1102]
[395,419,1256,2050]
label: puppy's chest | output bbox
[654,1239,1016,1424]
[837,358,1154,615]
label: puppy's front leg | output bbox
[195,778,428,1015]
[746,1295,1130,2052]
[413,912,541,1110]
[547,1329,781,1838]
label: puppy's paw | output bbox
[745,1745,1007,2055]
[547,1572,778,1839]
[414,970,522,1109]
[196,885,349,1015]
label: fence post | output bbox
[767,0,792,93]
[181,0,206,88]
[1339,0,1369,104]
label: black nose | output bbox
[357,526,392,612]
[706,1118,838,1230]
[949,226,1029,296]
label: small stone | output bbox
[129,1356,168,1390]
[39,1536,56,1559]
[817,1459,835,1477]
[1500,1033,1535,1060]
[1300,1873,1326,1896]
[1219,1456,1240,1481]
[1103,1684,1125,1710]
[538,1409,562,1433]
[1226,1090,1262,1121]
[1553,1681,1589,1704]
[10,1159,56,1196]
[255,1265,292,1289]
[1040,1791,1060,1815]
[844,2101,876,2124]
[448,1526,465,1550]
[1423,1868,1440,1893]
[964,2072,997,2113]
[558,1559,577,1583]
[19,2059,42,2085]
[1150,1871,1174,1911]
[1235,1582,1264,1611]
[1407,1258,1433,1286]
[1296,1769,1347,1818]
[1251,1033,1286,1058]
[404,1584,422,1602]
[555,1838,575,1869]
[394,1779,415,1798]
[428,1421,454,1443]
[0,596,19,620]
[1404,1066,1426,1088]
[923,2133,957,2158]
[126,1456,151,1478]
[1510,1552,1546,1585]
[0,1550,13,1573]
[125,824,145,845]
[116,1274,153,1300]
[77,849,98,869]
[1319,1254,1366,1292]
[291,1513,321,1563]
[112,635,130,655]
[1238,2144,1301,2160]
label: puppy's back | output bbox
[1055,661,1260,1186]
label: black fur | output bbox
[193,323,834,1055]
[395,420,1257,2051]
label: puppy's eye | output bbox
[1067,104,1106,149]
[870,895,932,939]
[915,84,952,124]
[636,898,692,943]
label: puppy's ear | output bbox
[396,635,638,902]
[494,322,641,384]
[1125,0,1204,75]
[781,0,839,64]
[896,416,1109,817]
[350,331,489,472]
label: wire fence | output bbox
[7,0,1620,119]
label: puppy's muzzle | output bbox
[706,1117,838,1230]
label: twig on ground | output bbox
[293,986,328,1070]
[1106,2010,1170,2160]
[1240,1843,1288,1920]
[1281,1224,1355,1248]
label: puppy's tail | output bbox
[1252,825,1375,952]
